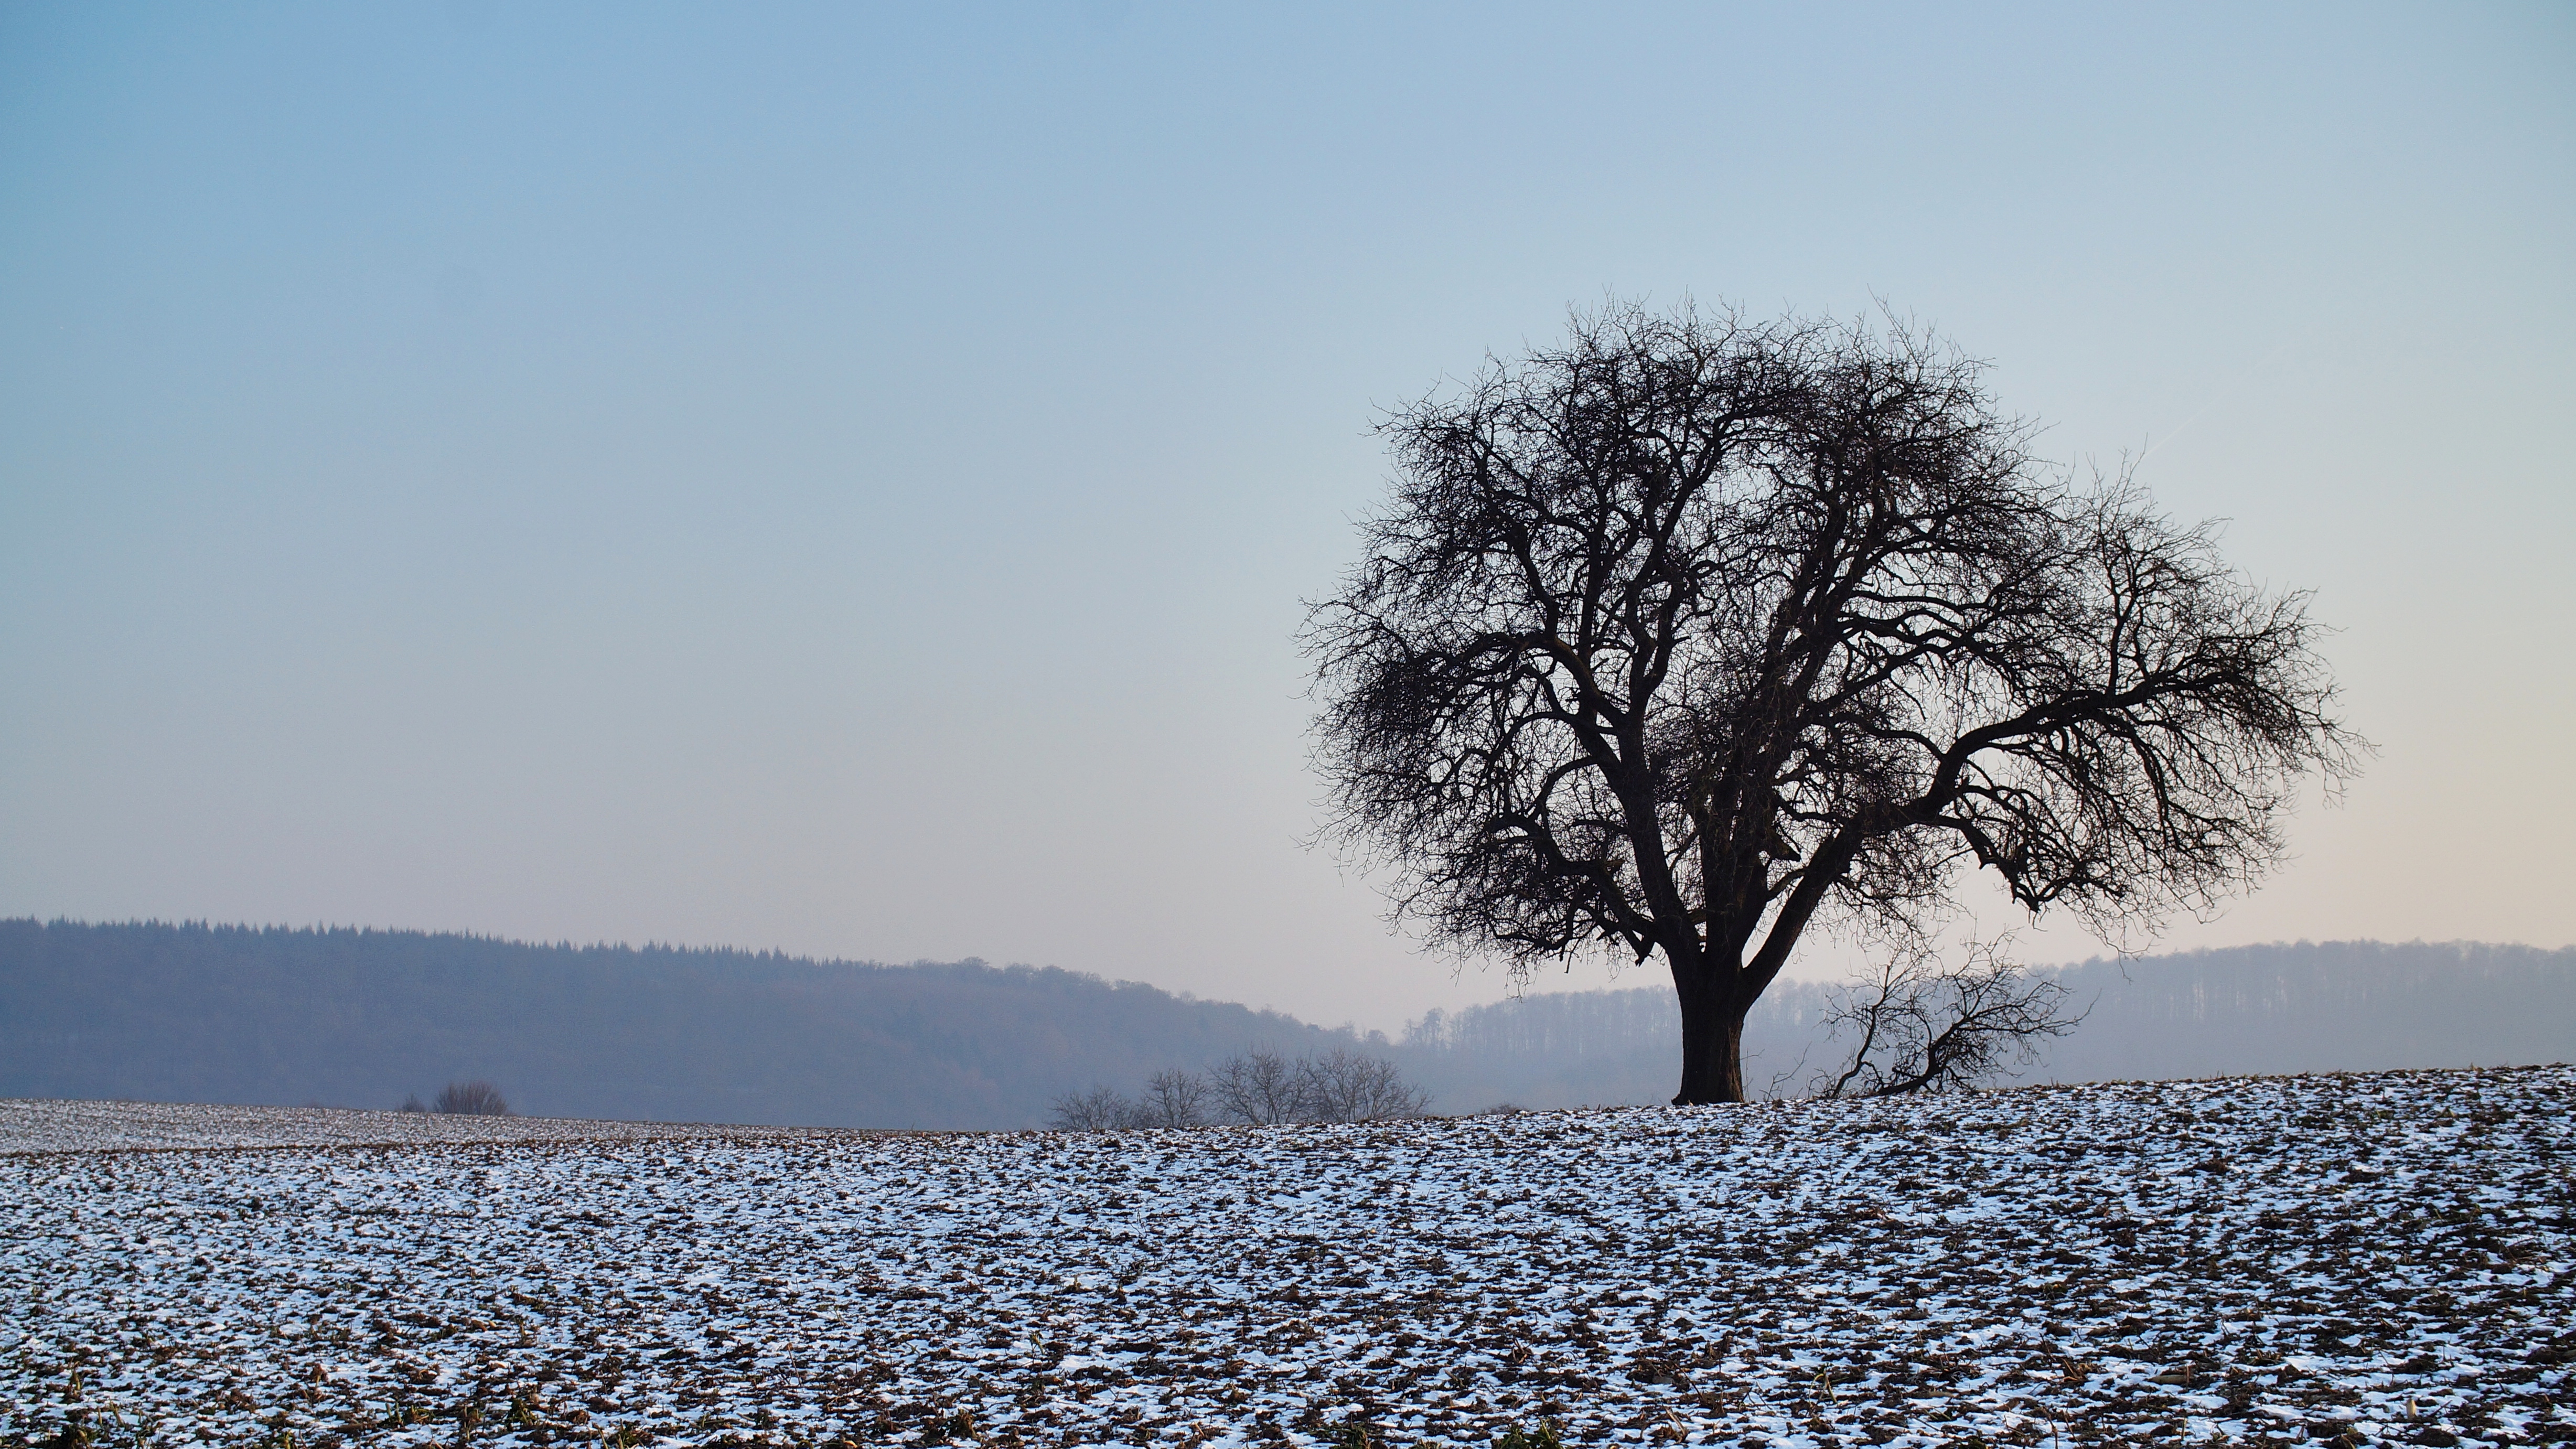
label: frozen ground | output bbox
[5,1066,2570,1449]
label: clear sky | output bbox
[4,4,2570,1032]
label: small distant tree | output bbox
[1135,1068,1209,1128]
[1301,1048,1431,1122]
[432,1079,511,1116]
[1048,1084,1134,1131]
[1208,1050,1307,1125]
[1054,1051,1432,1131]
[1810,938,2084,1097]
[1206,1049,1431,1124]
[397,1093,427,1113]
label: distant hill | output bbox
[0,919,1358,1129]
[3,920,2568,1126]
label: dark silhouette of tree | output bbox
[1308,302,2360,1103]
[432,1079,511,1115]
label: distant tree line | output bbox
[4,920,2567,1127]
[0,919,1372,1129]
[1050,1049,1429,1129]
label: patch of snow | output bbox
[3,1067,2570,1447]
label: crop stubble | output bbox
[4,1066,2570,1448]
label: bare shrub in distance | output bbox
[1301,1048,1430,1122]
[1208,1050,1306,1125]
[1811,939,2085,1098]
[1135,1068,1208,1128]
[1048,1084,1134,1131]
[432,1079,511,1115]
[1051,1050,1431,1131]
[1207,1049,1429,1124]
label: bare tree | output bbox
[432,1079,510,1115]
[1301,1048,1431,1122]
[1811,938,2084,1097]
[1208,1050,1306,1125]
[1308,300,2361,1103]
[1048,1083,1134,1131]
[1202,1049,1431,1124]
[1066,1053,1432,1132]
[1135,1068,1210,1128]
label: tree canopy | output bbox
[1307,302,2360,1102]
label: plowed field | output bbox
[6,1066,2569,1448]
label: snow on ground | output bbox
[4,1066,2570,1449]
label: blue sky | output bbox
[4,3,2570,1029]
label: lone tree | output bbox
[1307,302,2358,1103]
[431,1079,511,1115]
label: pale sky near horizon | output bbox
[4,4,2571,1032]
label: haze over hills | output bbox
[1404,939,2576,1109]
[0,919,1356,1130]
[2,919,2567,1128]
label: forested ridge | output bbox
[3,919,2566,1127]
[0,920,1350,1129]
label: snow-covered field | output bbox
[6,1066,2570,1449]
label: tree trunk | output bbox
[1672,969,1748,1104]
